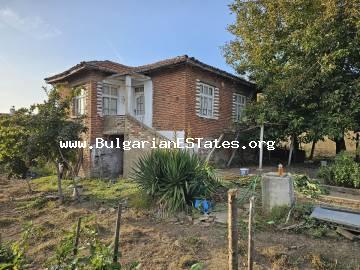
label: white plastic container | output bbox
[240,168,249,176]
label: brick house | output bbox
[45,55,256,178]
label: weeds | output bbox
[0,222,35,269]
[46,220,139,270]
[294,175,328,198]
[310,254,338,270]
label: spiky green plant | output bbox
[131,149,219,212]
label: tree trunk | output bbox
[56,163,64,203]
[288,136,295,167]
[309,141,316,160]
[335,136,346,154]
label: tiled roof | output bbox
[45,55,253,86]
[45,60,133,83]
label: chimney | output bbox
[9,106,15,115]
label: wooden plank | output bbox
[205,133,224,162]
[247,196,255,270]
[336,227,356,240]
[227,132,240,168]
[228,189,239,270]
[113,203,122,263]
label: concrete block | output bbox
[261,172,295,212]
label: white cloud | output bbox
[0,7,61,40]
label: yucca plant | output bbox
[131,149,219,212]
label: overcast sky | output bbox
[0,0,235,113]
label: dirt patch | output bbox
[0,177,359,270]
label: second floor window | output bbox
[73,88,86,116]
[234,94,246,122]
[103,84,118,115]
[134,86,145,116]
[199,83,214,117]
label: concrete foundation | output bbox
[261,172,295,212]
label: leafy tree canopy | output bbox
[224,0,360,152]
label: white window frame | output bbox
[73,88,86,116]
[234,93,246,122]
[134,86,145,116]
[102,84,118,115]
[199,82,215,118]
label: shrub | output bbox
[318,152,360,188]
[131,149,219,212]
[294,175,328,197]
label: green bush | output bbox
[294,175,328,197]
[318,152,360,188]
[131,149,219,212]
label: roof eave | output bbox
[45,65,87,84]
[45,63,118,84]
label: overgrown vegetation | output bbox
[0,222,35,269]
[132,149,219,212]
[259,203,334,239]
[294,175,328,198]
[46,221,139,270]
[318,152,360,188]
[30,176,151,209]
[0,241,26,270]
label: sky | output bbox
[0,0,236,113]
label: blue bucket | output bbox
[194,199,212,214]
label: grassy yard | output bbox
[30,176,151,209]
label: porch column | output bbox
[125,75,132,115]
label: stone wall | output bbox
[123,115,169,178]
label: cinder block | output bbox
[261,172,295,212]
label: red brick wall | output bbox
[150,64,254,139]
[151,66,187,131]
[57,70,108,177]
[185,65,253,139]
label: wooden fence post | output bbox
[73,217,81,256]
[248,196,255,270]
[228,189,239,270]
[113,203,122,263]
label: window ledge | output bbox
[197,114,218,120]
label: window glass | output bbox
[199,83,215,117]
[234,94,246,122]
[102,84,118,115]
[135,86,145,116]
[73,88,86,116]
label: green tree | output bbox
[0,87,85,202]
[0,109,34,178]
[224,0,360,154]
[29,87,85,201]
